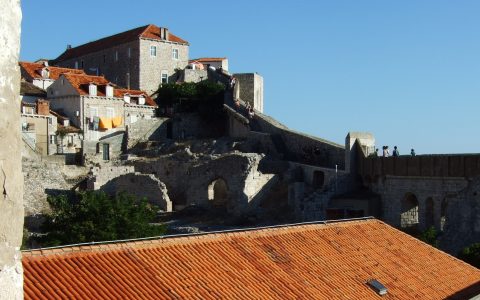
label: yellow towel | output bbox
[112,116,123,128]
[99,117,112,129]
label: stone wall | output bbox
[184,69,207,83]
[126,117,169,148]
[253,111,345,169]
[133,152,275,214]
[172,113,225,140]
[139,39,189,94]
[23,158,89,229]
[0,1,25,297]
[87,164,135,191]
[100,173,172,212]
[124,104,157,126]
[234,73,264,112]
[359,154,480,181]
[439,176,480,254]
[368,176,468,231]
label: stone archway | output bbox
[401,193,419,229]
[208,178,228,206]
[425,197,434,229]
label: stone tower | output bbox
[0,0,24,299]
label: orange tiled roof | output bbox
[54,24,188,62]
[189,57,226,63]
[22,219,480,299]
[20,61,85,81]
[115,88,156,107]
[61,73,155,106]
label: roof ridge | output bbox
[22,217,375,256]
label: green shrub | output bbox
[419,226,438,247]
[40,191,166,247]
[459,243,480,268]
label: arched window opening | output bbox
[208,178,228,206]
[401,193,419,229]
[425,197,434,229]
[441,199,448,231]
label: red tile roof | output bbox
[189,57,227,63]
[54,24,188,62]
[22,219,480,299]
[20,61,85,81]
[61,73,155,106]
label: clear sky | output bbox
[20,1,480,154]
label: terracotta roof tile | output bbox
[189,57,226,63]
[54,24,188,62]
[60,73,155,106]
[22,219,480,299]
[20,61,85,81]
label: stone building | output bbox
[20,99,57,156]
[52,24,189,95]
[189,57,228,71]
[20,61,86,90]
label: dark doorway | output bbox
[401,193,419,229]
[166,121,173,139]
[102,143,110,160]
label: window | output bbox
[90,107,99,117]
[49,135,56,145]
[81,60,84,68]
[74,61,79,69]
[67,135,74,145]
[128,47,131,58]
[172,48,179,60]
[103,54,106,63]
[115,51,119,61]
[106,107,114,118]
[48,118,52,125]
[161,71,168,84]
[150,45,157,57]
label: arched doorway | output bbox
[312,171,325,189]
[401,193,419,229]
[208,178,228,206]
[440,198,448,231]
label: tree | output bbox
[459,243,480,268]
[40,191,166,247]
[419,226,438,247]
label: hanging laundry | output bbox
[112,116,123,128]
[99,117,112,129]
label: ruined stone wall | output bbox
[133,152,275,214]
[87,164,135,190]
[99,173,172,212]
[0,1,24,297]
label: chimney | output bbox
[164,28,169,40]
[67,44,72,50]
[36,99,50,116]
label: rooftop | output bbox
[20,61,85,81]
[54,24,188,62]
[189,57,227,63]
[22,218,480,299]
[20,81,47,96]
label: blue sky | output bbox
[20,1,480,154]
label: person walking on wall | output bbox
[393,146,400,157]
[411,148,416,157]
[382,146,390,157]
